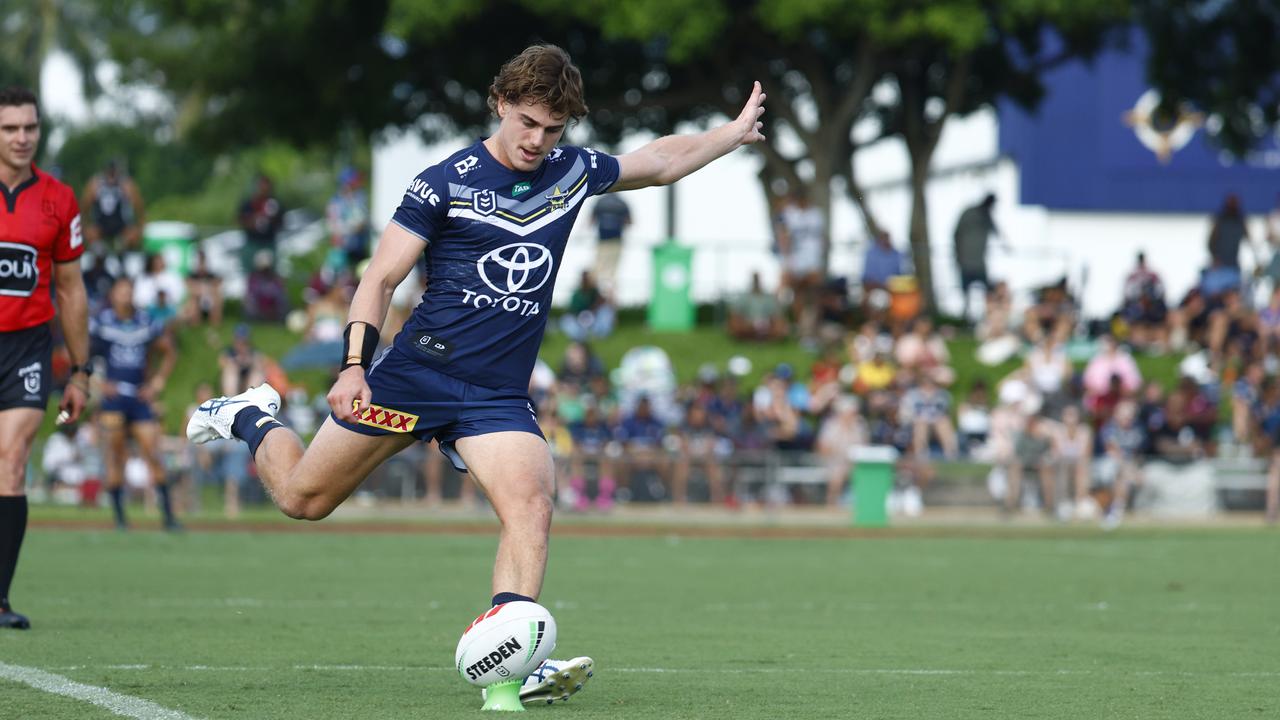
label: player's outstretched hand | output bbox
[735,81,767,147]
[57,381,88,425]
[328,366,372,423]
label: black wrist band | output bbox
[342,321,380,370]
[69,364,93,377]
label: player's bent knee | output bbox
[278,491,340,521]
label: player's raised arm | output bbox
[328,222,426,421]
[610,81,766,193]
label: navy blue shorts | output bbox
[100,394,156,424]
[332,345,543,472]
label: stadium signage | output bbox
[0,242,38,296]
[464,637,524,681]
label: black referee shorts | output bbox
[0,323,52,411]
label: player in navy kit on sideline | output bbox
[188,45,766,703]
[92,275,179,530]
[0,86,90,630]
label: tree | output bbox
[0,0,109,101]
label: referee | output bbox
[0,86,90,630]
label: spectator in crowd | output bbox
[953,193,1003,322]
[900,373,958,461]
[1100,400,1146,528]
[1149,391,1207,464]
[326,166,370,269]
[1258,286,1280,357]
[805,347,844,417]
[182,249,223,327]
[895,317,955,387]
[727,272,789,342]
[1232,362,1265,446]
[861,230,906,294]
[774,191,826,344]
[956,380,993,458]
[1004,412,1058,516]
[243,249,288,322]
[1172,375,1218,448]
[81,247,119,313]
[755,367,811,451]
[672,402,731,507]
[1082,336,1141,415]
[558,340,605,392]
[976,280,1015,343]
[815,277,853,345]
[568,403,620,511]
[559,270,614,341]
[1118,252,1169,351]
[1024,336,1072,417]
[1206,288,1259,366]
[81,159,145,274]
[1208,192,1256,271]
[589,193,630,296]
[1022,277,1076,346]
[617,396,674,501]
[1053,405,1095,519]
[852,343,896,396]
[238,173,284,274]
[132,253,185,325]
[816,394,867,507]
[220,324,268,397]
[281,279,350,371]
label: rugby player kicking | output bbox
[188,44,766,704]
[0,86,90,630]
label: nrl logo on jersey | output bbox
[472,189,498,216]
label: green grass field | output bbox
[2,524,1277,719]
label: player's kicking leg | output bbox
[455,431,594,704]
[186,384,413,519]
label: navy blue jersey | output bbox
[90,308,165,396]
[391,142,620,391]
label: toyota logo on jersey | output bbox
[476,243,553,295]
[0,243,39,297]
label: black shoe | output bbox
[0,608,31,630]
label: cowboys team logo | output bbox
[0,242,39,297]
[18,362,41,395]
[472,189,498,216]
[477,243,553,295]
[544,186,568,212]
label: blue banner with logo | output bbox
[998,29,1280,214]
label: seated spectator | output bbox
[559,270,615,341]
[976,281,1014,342]
[1053,405,1094,519]
[1082,336,1141,414]
[281,280,350,371]
[956,380,992,457]
[806,348,844,416]
[754,369,811,451]
[1099,400,1145,528]
[616,396,674,501]
[860,230,906,293]
[1117,252,1168,351]
[1206,288,1258,366]
[1172,375,1218,447]
[1232,363,1266,446]
[1025,336,1072,416]
[133,252,185,322]
[899,373,958,460]
[568,403,621,511]
[895,317,955,386]
[1022,276,1076,346]
[1149,392,1207,464]
[1004,412,1058,515]
[559,340,606,392]
[244,249,288,322]
[1136,381,1168,456]
[852,344,896,396]
[673,402,732,506]
[1259,286,1280,357]
[183,249,224,326]
[816,395,867,506]
[220,324,268,396]
[816,277,853,345]
[728,272,789,342]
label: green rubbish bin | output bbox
[851,445,898,527]
[648,240,694,332]
[142,221,198,276]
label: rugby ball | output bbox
[455,601,556,686]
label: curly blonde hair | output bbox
[488,45,588,121]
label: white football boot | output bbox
[186,383,282,444]
[481,656,595,706]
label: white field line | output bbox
[0,661,201,720]
[47,664,1280,679]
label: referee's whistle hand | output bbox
[328,367,371,423]
[59,382,88,425]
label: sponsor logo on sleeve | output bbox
[405,178,441,207]
[0,243,39,297]
[453,155,480,176]
[355,403,419,433]
[70,214,83,249]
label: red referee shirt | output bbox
[0,166,82,332]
